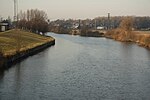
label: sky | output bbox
[0,0,150,20]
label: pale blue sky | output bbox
[0,0,150,20]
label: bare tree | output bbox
[119,17,133,31]
[18,9,48,33]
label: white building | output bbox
[0,22,9,32]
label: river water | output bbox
[0,33,150,100]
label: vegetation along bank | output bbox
[0,29,55,69]
[105,17,150,49]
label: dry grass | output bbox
[0,29,54,57]
[133,31,150,47]
[105,29,150,48]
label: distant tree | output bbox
[18,9,48,33]
[137,17,150,29]
[116,17,135,41]
[119,17,133,31]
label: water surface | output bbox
[0,33,150,100]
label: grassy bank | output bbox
[105,29,150,49]
[0,29,55,57]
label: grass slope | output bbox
[0,29,54,57]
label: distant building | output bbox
[72,23,79,29]
[97,26,105,30]
[0,20,11,32]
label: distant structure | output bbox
[0,20,10,32]
[107,13,110,30]
[78,19,81,29]
[14,0,18,22]
[95,19,97,30]
[0,17,2,22]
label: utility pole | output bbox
[14,0,17,22]
[13,0,19,28]
[14,0,21,52]
[14,0,18,21]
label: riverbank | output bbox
[0,29,55,69]
[50,28,105,37]
[105,29,150,49]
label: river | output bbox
[0,32,150,100]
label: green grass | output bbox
[0,29,54,57]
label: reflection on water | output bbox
[0,33,150,100]
[0,70,4,80]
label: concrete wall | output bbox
[0,39,55,69]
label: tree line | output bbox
[17,9,49,33]
[49,16,150,31]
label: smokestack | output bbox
[95,19,97,30]
[108,13,110,30]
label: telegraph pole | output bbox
[13,0,18,28]
[14,0,21,52]
[14,0,17,22]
